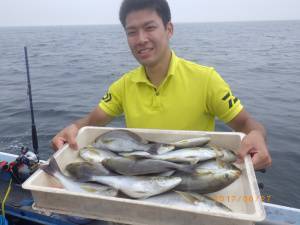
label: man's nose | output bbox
[137,30,148,44]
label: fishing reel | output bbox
[17,146,39,167]
[11,146,39,183]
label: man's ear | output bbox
[166,22,174,39]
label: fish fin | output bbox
[194,170,214,176]
[115,129,149,144]
[158,170,176,177]
[40,157,62,176]
[190,159,200,165]
[87,144,96,150]
[177,192,219,206]
[147,143,160,154]
[189,192,205,201]
[157,144,175,154]
[202,194,232,212]
[210,145,224,158]
[174,191,199,205]
[123,129,147,143]
[231,164,242,173]
[199,138,211,147]
[119,151,151,159]
[117,152,129,158]
[172,137,211,148]
[215,158,227,168]
[87,145,100,153]
[147,140,156,144]
[80,185,98,193]
[120,154,139,160]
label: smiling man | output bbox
[52,0,271,170]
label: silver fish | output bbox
[70,172,182,199]
[40,157,118,197]
[94,129,154,152]
[102,157,196,176]
[175,160,241,193]
[139,147,223,164]
[170,136,211,148]
[93,129,174,154]
[144,191,231,213]
[79,145,117,163]
[66,161,115,177]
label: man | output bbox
[52,0,271,170]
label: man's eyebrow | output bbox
[143,21,157,26]
[126,20,157,30]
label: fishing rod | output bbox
[24,46,39,161]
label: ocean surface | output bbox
[0,21,299,208]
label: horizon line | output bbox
[0,18,299,28]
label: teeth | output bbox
[138,48,151,54]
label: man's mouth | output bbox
[137,48,153,55]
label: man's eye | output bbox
[127,30,136,36]
[146,26,156,31]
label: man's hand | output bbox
[51,107,113,152]
[51,124,79,151]
[237,130,272,170]
[227,109,272,170]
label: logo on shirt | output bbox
[102,92,112,103]
[222,91,239,109]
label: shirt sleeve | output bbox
[206,68,243,123]
[99,76,124,117]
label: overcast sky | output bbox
[0,0,299,27]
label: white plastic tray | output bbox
[22,126,265,225]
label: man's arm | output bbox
[227,109,272,170]
[51,106,113,151]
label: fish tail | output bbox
[40,157,61,176]
[179,163,198,174]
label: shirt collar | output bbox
[131,50,179,85]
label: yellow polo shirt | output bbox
[99,52,243,131]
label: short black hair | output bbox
[119,0,171,28]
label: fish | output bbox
[144,191,231,213]
[40,157,118,197]
[195,159,240,173]
[133,147,223,164]
[217,147,237,163]
[93,129,156,153]
[79,145,117,163]
[93,129,174,154]
[175,159,241,193]
[170,136,211,148]
[69,171,182,199]
[66,161,115,178]
[101,157,197,176]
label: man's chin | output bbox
[137,58,155,67]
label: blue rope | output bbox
[0,216,8,225]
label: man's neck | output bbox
[145,50,172,87]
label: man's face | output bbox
[125,9,173,67]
